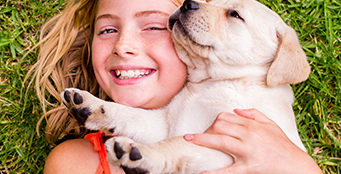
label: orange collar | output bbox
[85,132,111,174]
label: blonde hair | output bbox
[29,0,184,144]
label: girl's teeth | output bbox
[128,70,134,77]
[116,70,121,76]
[115,69,152,79]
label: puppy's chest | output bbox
[167,82,270,136]
[187,82,264,108]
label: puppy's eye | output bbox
[227,10,243,20]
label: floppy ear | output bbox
[266,24,310,87]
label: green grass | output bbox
[0,0,340,173]
[0,0,65,173]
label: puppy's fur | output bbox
[62,0,310,173]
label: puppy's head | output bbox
[169,0,310,87]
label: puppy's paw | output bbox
[106,136,149,174]
[61,88,92,125]
[60,88,116,132]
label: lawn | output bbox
[0,0,340,173]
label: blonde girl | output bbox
[30,0,322,173]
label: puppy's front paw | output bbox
[61,88,93,125]
[106,136,149,174]
[61,88,116,133]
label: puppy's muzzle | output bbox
[169,0,199,30]
[181,0,199,12]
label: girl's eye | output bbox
[99,28,118,35]
[145,27,167,31]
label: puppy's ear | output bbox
[266,24,310,87]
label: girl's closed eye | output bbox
[145,26,167,31]
[143,25,167,31]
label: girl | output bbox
[30,0,322,173]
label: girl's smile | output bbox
[110,66,157,85]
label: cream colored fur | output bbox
[62,0,310,173]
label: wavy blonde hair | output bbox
[28,0,185,144]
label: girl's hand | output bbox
[184,109,322,174]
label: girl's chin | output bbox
[110,90,166,109]
[116,99,150,108]
[109,91,150,107]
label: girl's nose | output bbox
[113,32,138,58]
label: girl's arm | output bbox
[184,109,322,174]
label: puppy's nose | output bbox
[180,0,199,12]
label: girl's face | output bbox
[92,0,187,109]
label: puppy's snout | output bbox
[169,10,180,30]
[169,0,200,30]
[180,0,199,12]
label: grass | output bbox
[0,0,65,173]
[0,0,340,173]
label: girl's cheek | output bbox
[142,31,172,45]
[92,38,113,58]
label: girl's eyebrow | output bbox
[95,14,118,22]
[95,10,170,22]
[134,10,170,18]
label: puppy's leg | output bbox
[61,88,168,144]
[106,136,233,174]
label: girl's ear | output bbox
[266,24,310,87]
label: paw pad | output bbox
[106,137,148,174]
[73,92,83,104]
[114,141,125,160]
[113,141,143,161]
[122,166,148,174]
[70,107,91,125]
[64,90,71,103]
[108,128,115,133]
[129,147,142,161]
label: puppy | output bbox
[61,0,310,173]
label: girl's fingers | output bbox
[209,109,272,130]
[211,112,248,127]
[184,133,245,157]
[234,108,272,123]
[201,164,246,174]
[183,108,277,173]
[204,109,270,139]
[187,109,322,174]
[204,119,247,140]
